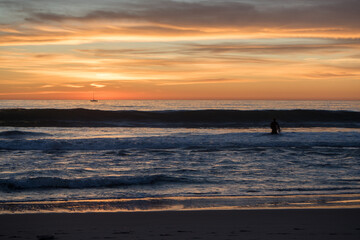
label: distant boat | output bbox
[90,92,98,102]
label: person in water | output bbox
[270,118,281,134]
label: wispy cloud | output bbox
[25,0,360,29]
[1,0,360,46]
[1,0,359,99]
[65,84,84,88]
[40,84,54,88]
[1,38,359,86]
[183,40,360,55]
[90,83,106,88]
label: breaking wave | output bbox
[0,175,190,191]
[0,132,359,150]
[0,130,51,138]
[0,109,359,128]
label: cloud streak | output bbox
[1,0,359,100]
[26,0,360,29]
[1,0,360,46]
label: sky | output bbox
[0,0,359,100]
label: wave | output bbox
[0,130,51,138]
[0,132,359,150]
[2,194,360,213]
[0,175,190,191]
[0,108,359,128]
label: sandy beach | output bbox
[0,209,359,240]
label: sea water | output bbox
[0,100,359,213]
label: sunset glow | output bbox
[1,0,359,100]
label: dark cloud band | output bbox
[25,0,360,29]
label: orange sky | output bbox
[0,0,359,100]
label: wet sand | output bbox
[0,209,359,240]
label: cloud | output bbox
[90,83,106,88]
[26,0,360,29]
[155,77,252,86]
[40,84,54,88]
[2,37,358,86]
[304,72,359,79]
[1,0,360,46]
[65,84,84,88]
[183,39,360,55]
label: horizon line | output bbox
[0,99,359,101]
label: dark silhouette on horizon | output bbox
[270,118,281,134]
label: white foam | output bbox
[1,131,359,150]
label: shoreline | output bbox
[0,208,359,239]
[1,206,360,216]
[2,194,360,214]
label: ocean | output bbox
[0,100,359,213]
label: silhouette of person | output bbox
[270,118,281,134]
